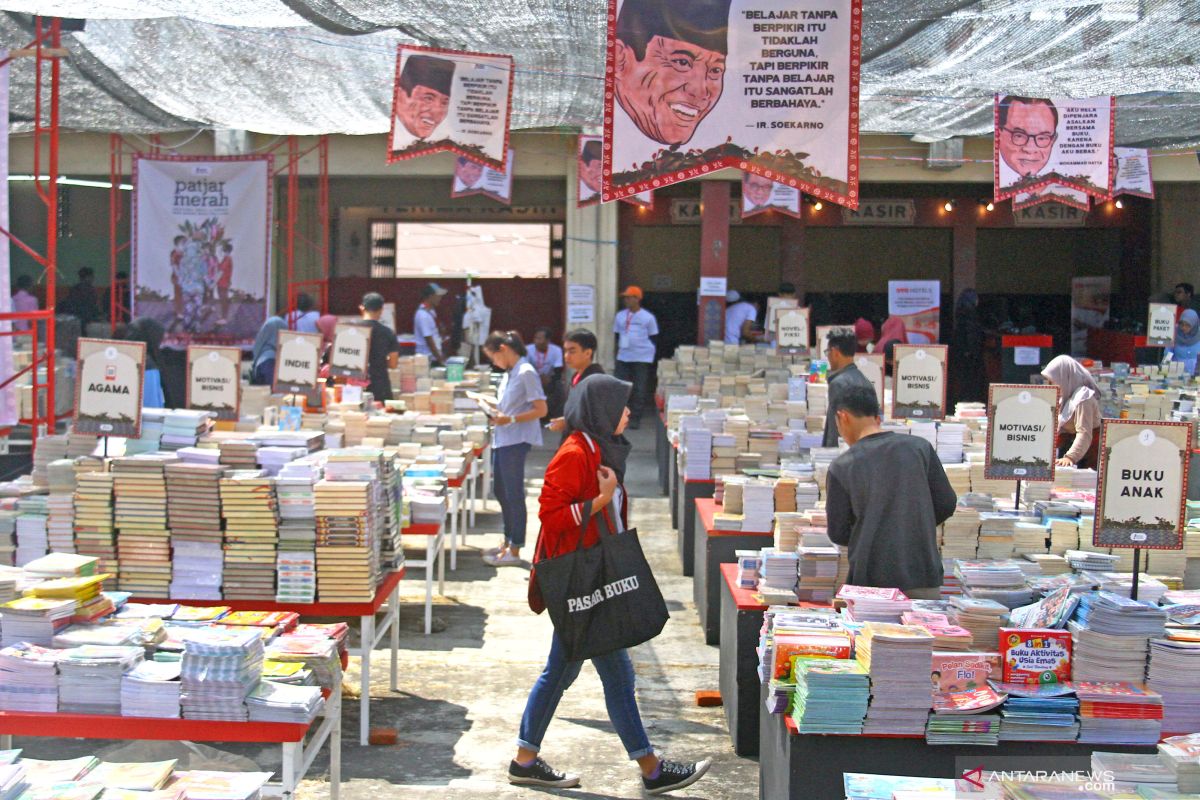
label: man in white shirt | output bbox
[724,290,758,344]
[414,282,447,364]
[285,293,320,333]
[531,326,565,418]
[612,285,658,429]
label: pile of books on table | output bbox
[57,644,145,714]
[219,471,279,601]
[856,623,935,735]
[1147,636,1200,733]
[0,643,59,711]
[1070,591,1166,682]
[992,682,1079,741]
[926,685,1005,745]
[178,627,264,722]
[1159,733,1200,793]
[74,471,115,575]
[1075,681,1164,745]
[112,455,176,595]
[245,681,324,723]
[789,657,869,734]
[120,659,183,718]
[837,585,911,623]
[165,460,228,600]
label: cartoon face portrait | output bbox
[613,0,731,147]
[998,96,1059,179]
[454,157,484,189]
[396,55,455,140]
[742,173,773,208]
[579,139,603,194]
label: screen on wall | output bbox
[369,222,553,279]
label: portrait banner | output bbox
[993,94,1115,202]
[132,155,272,349]
[854,352,885,410]
[741,171,801,219]
[1095,419,1190,550]
[451,150,514,205]
[1147,302,1177,347]
[186,346,241,421]
[1114,147,1154,199]
[1070,276,1110,356]
[985,384,1060,482]
[891,344,947,421]
[619,190,654,209]
[773,306,809,350]
[75,338,145,438]
[272,330,323,404]
[602,0,863,208]
[388,45,514,171]
[329,322,372,379]
[577,135,603,208]
[888,280,940,344]
[1012,184,1090,213]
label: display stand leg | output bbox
[389,583,400,692]
[424,536,434,635]
[438,528,446,596]
[359,613,374,746]
[449,490,459,571]
[329,688,342,800]
[281,741,298,800]
[1014,479,1021,512]
[468,459,478,528]
[1131,548,1141,601]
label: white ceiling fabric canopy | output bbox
[0,0,1196,147]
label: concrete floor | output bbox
[16,425,758,799]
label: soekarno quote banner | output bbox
[452,150,514,204]
[741,171,801,218]
[578,136,603,208]
[389,45,514,171]
[602,0,862,208]
[132,155,272,349]
[993,94,1114,202]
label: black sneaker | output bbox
[508,757,580,789]
[642,758,712,795]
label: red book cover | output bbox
[772,631,853,679]
[1000,627,1072,684]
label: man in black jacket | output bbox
[826,385,958,599]
[822,331,873,448]
[547,328,605,434]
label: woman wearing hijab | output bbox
[1173,309,1200,374]
[251,316,286,386]
[853,318,875,353]
[508,374,711,795]
[1041,354,1102,468]
[876,316,909,367]
[126,317,166,408]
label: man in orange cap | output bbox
[613,285,658,429]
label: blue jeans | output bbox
[493,442,531,547]
[517,632,654,759]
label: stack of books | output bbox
[0,597,75,647]
[112,454,177,595]
[1089,751,1177,788]
[837,585,912,623]
[218,438,260,469]
[1070,591,1166,682]
[219,471,279,601]
[264,633,341,690]
[1147,637,1200,734]
[275,459,320,601]
[14,495,48,567]
[127,409,165,454]
[992,682,1079,741]
[245,682,324,723]
[789,657,869,734]
[316,452,381,602]
[179,627,264,721]
[1158,733,1200,793]
[27,574,113,624]
[948,596,1008,651]
[0,505,15,567]
[900,610,973,650]
[758,549,798,598]
[120,659,182,718]
[0,643,59,711]
[161,409,211,450]
[57,644,145,714]
[45,459,77,554]
[926,686,1005,745]
[165,461,228,600]
[1065,549,1119,571]
[1075,681,1164,745]
[856,623,935,735]
[74,472,116,575]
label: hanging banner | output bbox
[186,345,241,421]
[891,343,947,421]
[1147,302,1177,347]
[0,53,13,428]
[741,171,801,219]
[620,190,654,209]
[1114,147,1154,199]
[1070,276,1111,356]
[132,155,272,349]
[1012,184,1090,213]
[388,45,514,171]
[985,384,1060,482]
[888,280,940,344]
[602,0,863,208]
[854,353,885,410]
[1095,419,1189,550]
[272,330,323,403]
[75,338,145,438]
[451,150,514,205]
[993,95,1115,203]
[773,306,809,350]
[328,322,372,379]
[578,135,603,208]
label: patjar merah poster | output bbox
[1096,419,1190,550]
[452,150,514,204]
[389,45,514,171]
[602,0,862,207]
[133,156,272,349]
[186,345,241,421]
[891,344,947,420]
[578,135,603,208]
[985,384,1059,482]
[741,171,801,218]
[75,338,145,438]
[994,94,1114,203]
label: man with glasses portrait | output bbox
[997,95,1059,178]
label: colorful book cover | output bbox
[931,651,1001,693]
[837,585,906,602]
[772,631,852,679]
[1000,628,1072,684]
[931,686,1007,714]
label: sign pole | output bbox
[1131,548,1141,602]
[1014,479,1021,513]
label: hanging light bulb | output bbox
[943,200,955,212]
[985,201,995,212]
[1114,198,1124,209]
[812,201,823,211]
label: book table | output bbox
[0,684,342,800]
[445,455,472,571]
[675,474,715,577]
[655,412,671,496]
[756,682,1160,800]
[401,522,446,637]
[694,499,773,645]
[133,569,404,747]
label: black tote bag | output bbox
[533,500,670,662]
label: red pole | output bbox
[285,137,298,328]
[318,135,329,313]
[109,134,120,333]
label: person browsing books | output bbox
[822,331,874,448]
[825,384,957,600]
[510,374,712,795]
[547,328,605,434]
[360,292,400,402]
[1040,354,1102,468]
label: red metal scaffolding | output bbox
[0,18,63,449]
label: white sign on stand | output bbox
[1147,302,1177,347]
[699,276,727,297]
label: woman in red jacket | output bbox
[507,374,712,796]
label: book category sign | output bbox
[328,323,372,380]
[1095,419,1190,550]
[75,338,146,438]
[272,330,323,403]
[186,346,241,421]
[984,384,1059,482]
[891,344,947,420]
[1147,302,1176,347]
[853,353,885,410]
[773,306,809,351]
